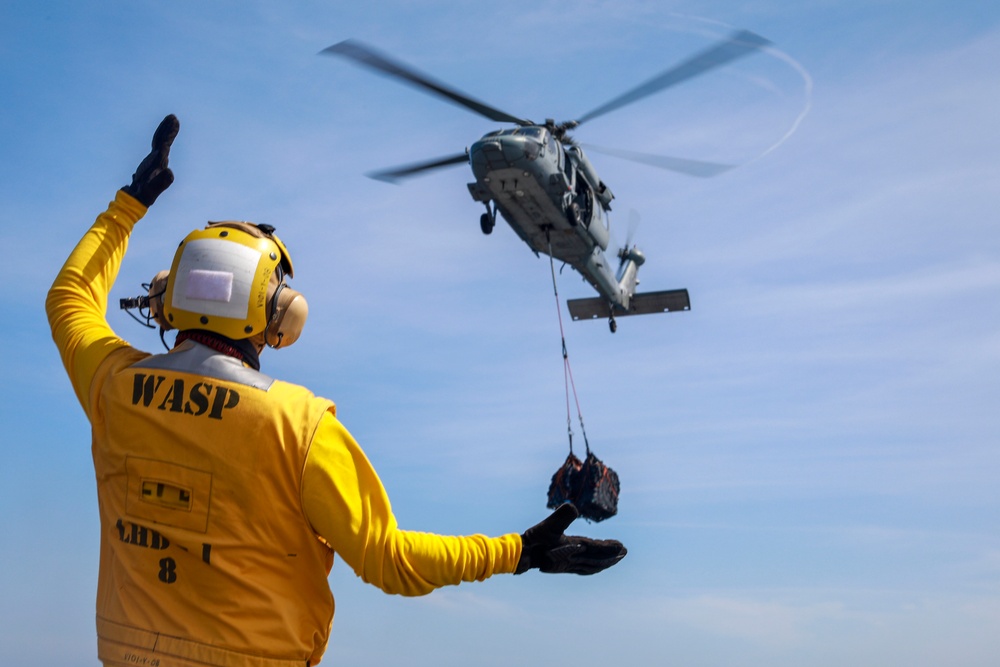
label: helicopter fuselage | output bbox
[465,126,641,311]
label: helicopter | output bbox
[322,30,771,332]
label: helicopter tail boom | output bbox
[567,289,691,322]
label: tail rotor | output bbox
[615,209,644,274]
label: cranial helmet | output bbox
[148,221,308,348]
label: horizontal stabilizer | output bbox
[567,289,690,321]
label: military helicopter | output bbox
[322,31,771,332]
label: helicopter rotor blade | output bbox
[614,209,643,272]
[583,144,734,178]
[575,29,771,126]
[366,151,470,183]
[322,40,533,126]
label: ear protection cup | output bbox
[264,281,308,349]
[148,270,171,330]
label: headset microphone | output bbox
[120,295,151,311]
[119,288,158,330]
[120,271,170,339]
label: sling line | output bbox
[545,231,590,457]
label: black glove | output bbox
[121,114,179,207]
[515,503,627,575]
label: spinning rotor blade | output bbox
[575,29,772,126]
[322,40,532,126]
[625,209,640,249]
[610,209,640,255]
[584,144,734,178]
[615,209,642,271]
[366,151,470,183]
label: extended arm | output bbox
[301,412,520,596]
[45,115,178,416]
[46,192,146,415]
[301,412,627,595]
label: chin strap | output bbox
[175,330,261,371]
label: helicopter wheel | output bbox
[609,315,617,333]
[480,212,494,235]
[566,202,581,227]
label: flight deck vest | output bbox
[88,341,336,667]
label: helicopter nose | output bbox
[475,141,507,169]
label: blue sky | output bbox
[2,2,999,665]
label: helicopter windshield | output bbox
[484,127,548,138]
[482,127,550,157]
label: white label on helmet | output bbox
[173,238,262,319]
[185,270,234,302]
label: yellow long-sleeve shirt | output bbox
[47,191,521,667]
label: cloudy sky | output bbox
[2,2,999,666]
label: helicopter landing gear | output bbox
[609,313,617,333]
[480,205,496,235]
[480,212,494,235]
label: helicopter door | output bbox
[563,146,576,186]
[547,142,574,201]
[574,173,593,226]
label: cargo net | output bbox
[544,233,620,522]
[547,450,620,522]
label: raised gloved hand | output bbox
[121,114,179,207]
[515,503,627,575]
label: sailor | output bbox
[47,115,626,667]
